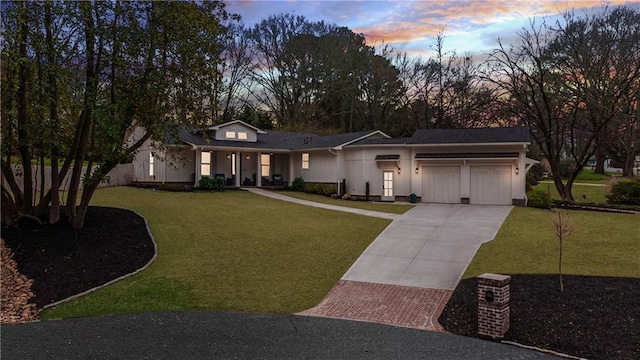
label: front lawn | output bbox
[537,181,608,204]
[444,207,639,360]
[464,207,639,278]
[41,187,391,319]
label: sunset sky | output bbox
[225,0,640,59]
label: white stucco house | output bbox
[130,120,537,205]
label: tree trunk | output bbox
[623,155,636,177]
[558,237,564,292]
[66,2,97,222]
[45,1,61,224]
[594,147,607,174]
[549,161,574,201]
[17,1,33,215]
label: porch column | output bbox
[289,154,296,185]
[257,153,262,187]
[235,151,241,187]
[195,148,202,186]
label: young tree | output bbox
[552,211,577,292]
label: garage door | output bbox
[470,166,512,205]
[422,166,461,203]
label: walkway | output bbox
[246,188,400,220]
[248,189,513,331]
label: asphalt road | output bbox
[2,312,558,359]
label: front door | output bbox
[382,171,394,201]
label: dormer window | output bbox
[211,120,264,142]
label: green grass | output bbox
[536,182,608,204]
[575,169,615,181]
[42,187,391,319]
[464,207,640,279]
[276,191,414,214]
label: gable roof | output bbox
[295,130,390,150]
[407,126,530,144]
[208,120,267,134]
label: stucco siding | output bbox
[344,147,412,198]
[295,150,337,183]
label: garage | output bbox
[422,166,461,203]
[470,165,512,205]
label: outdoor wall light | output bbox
[515,167,520,175]
[415,167,419,174]
[226,154,230,159]
[397,167,401,174]
[246,155,250,160]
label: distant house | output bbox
[130,120,537,205]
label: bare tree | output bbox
[216,22,257,124]
[485,7,640,200]
[552,7,640,178]
[486,19,583,200]
[552,211,577,292]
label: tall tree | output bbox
[1,1,235,229]
[486,19,585,201]
[398,33,497,131]
[551,7,640,178]
[247,14,375,133]
[357,48,404,132]
[487,7,640,200]
[216,22,257,124]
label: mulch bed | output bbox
[439,275,640,360]
[2,207,155,308]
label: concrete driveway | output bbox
[342,204,513,290]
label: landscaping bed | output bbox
[439,275,640,360]
[2,207,155,308]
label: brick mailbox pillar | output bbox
[477,273,511,339]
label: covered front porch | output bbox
[194,149,293,188]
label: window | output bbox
[238,132,248,140]
[261,154,270,177]
[149,152,155,176]
[225,131,236,139]
[201,152,211,176]
[302,153,309,169]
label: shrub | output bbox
[527,188,551,209]
[365,181,370,201]
[606,177,640,205]
[342,194,351,200]
[198,176,214,190]
[526,164,544,191]
[304,183,335,197]
[292,177,304,192]
[158,183,188,192]
[213,177,225,191]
